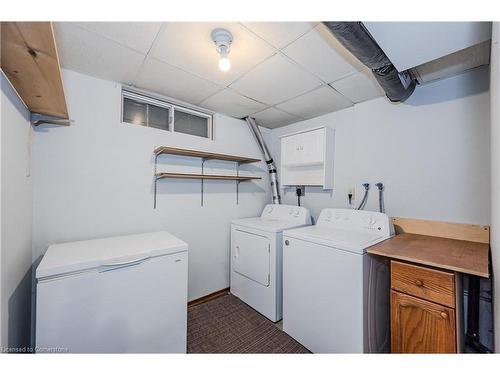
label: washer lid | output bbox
[232,217,308,233]
[36,231,188,279]
[283,226,389,254]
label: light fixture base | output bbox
[211,28,233,53]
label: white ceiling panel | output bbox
[283,23,365,83]
[241,22,315,49]
[54,23,146,85]
[329,69,384,103]
[250,107,302,129]
[152,22,275,86]
[277,86,353,118]
[134,58,222,104]
[71,22,162,54]
[229,54,322,105]
[200,89,267,118]
[53,21,395,128]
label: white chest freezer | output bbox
[35,231,188,353]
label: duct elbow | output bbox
[322,21,417,103]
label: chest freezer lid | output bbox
[36,231,188,279]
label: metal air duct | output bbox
[322,22,416,102]
[245,117,281,204]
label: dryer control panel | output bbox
[261,204,312,225]
[317,208,394,237]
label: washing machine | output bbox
[282,208,394,353]
[230,204,311,322]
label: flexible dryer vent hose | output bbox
[322,22,416,102]
[245,117,281,204]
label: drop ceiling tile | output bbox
[282,23,365,83]
[151,22,275,86]
[230,54,322,105]
[250,107,302,129]
[329,69,384,103]
[134,58,222,105]
[241,22,315,49]
[200,89,267,118]
[54,23,146,85]
[277,86,353,118]
[71,22,162,54]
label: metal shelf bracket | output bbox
[153,149,257,209]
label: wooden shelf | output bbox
[156,172,260,181]
[368,233,489,278]
[1,22,68,119]
[153,147,261,208]
[154,146,260,164]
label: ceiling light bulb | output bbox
[218,56,231,72]
[211,28,233,73]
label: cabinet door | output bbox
[391,290,456,353]
[281,135,299,166]
[301,128,324,165]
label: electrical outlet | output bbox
[296,186,305,197]
[347,186,355,201]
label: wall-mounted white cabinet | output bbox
[280,127,334,189]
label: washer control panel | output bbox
[317,208,393,237]
[261,204,312,225]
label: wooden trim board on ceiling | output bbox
[392,217,490,244]
[1,22,68,119]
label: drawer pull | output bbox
[391,261,455,308]
[440,312,448,320]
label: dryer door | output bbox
[232,229,270,287]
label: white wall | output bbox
[0,72,33,350]
[31,69,270,301]
[266,67,491,225]
[490,22,500,353]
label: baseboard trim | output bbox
[188,287,230,307]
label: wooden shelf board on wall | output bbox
[1,22,68,119]
[155,172,260,181]
[392,217,490,244]
[154,146,261,164]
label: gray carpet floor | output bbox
[187,294,310,353]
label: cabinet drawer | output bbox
[391,261,455,308]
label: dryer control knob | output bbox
[285,240,290,246]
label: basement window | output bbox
[121,90,213,139]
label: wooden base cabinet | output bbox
[391,291,456,353]
[390,261,459,353]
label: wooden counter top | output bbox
[368,233,489,278]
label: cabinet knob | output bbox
[440,312,448,320]
[415,279,424,287]
[285,240,290,246]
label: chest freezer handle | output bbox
[101,255,151,267]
